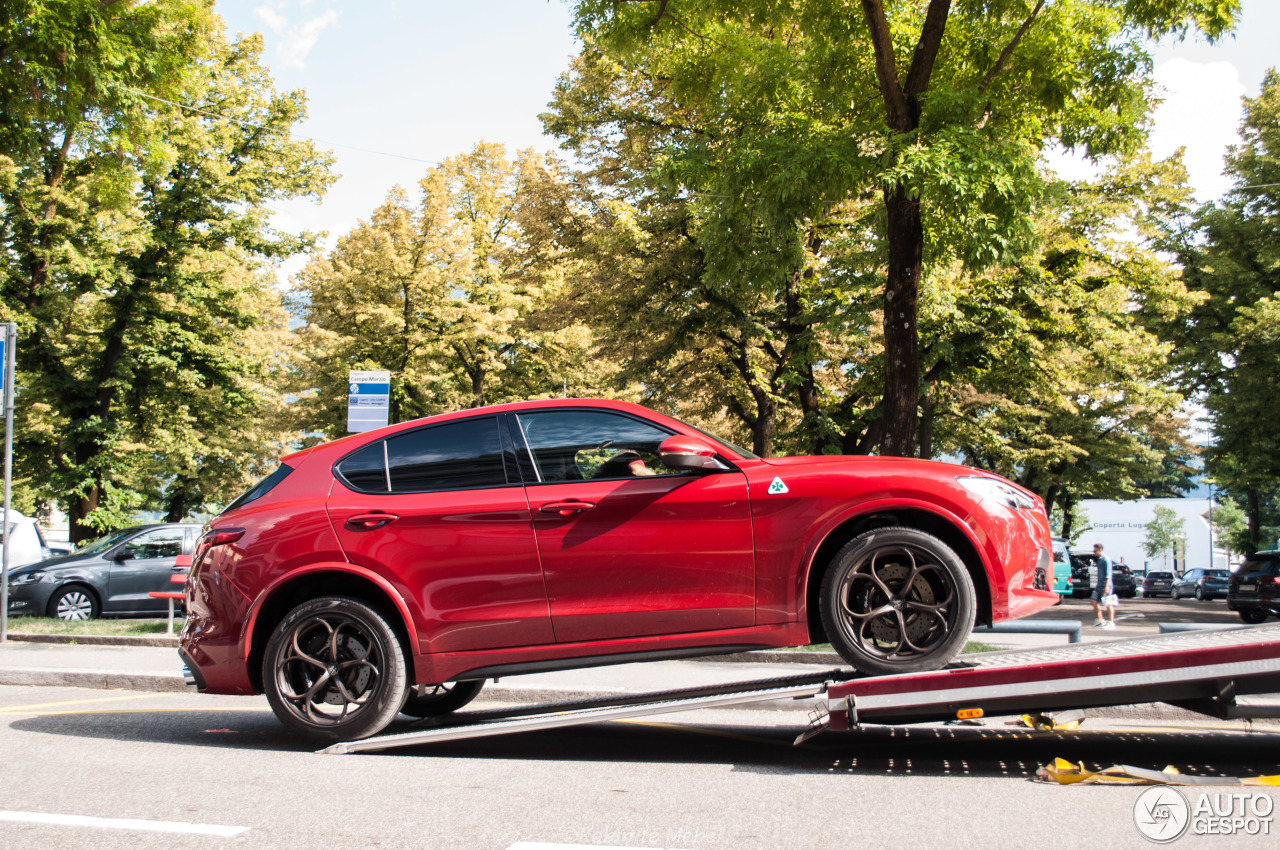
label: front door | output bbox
[328,415,553,654]
[107,527,187,613]
[514,409,755,644]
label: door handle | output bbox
[346,512,400,530]
[539,500,596,516]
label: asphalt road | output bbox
[2,680,1278,850]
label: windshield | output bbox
[74,528,137,556]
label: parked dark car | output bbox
[1068,554,1136,598]
[1170,568,1230,601]
[1228,553,1280,623]
[5,524,200,620]
[1142,570,1175,598]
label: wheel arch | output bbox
[242,565,418,694]
[802,506,994,646]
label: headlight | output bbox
[958,476,1036,510]
[8,571,45,586]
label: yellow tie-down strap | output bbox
[1038,758,1280,786]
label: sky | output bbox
[211,0,1280,282]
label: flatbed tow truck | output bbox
[322,622,1280,755]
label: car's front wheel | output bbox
[263,596,408,743]
[400,680,485,718]
[819,527,976,676]
[48,585,99,621]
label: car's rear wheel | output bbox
[1195,586,1205,601]
[1239,609,1268,625]
[400,680,485,718]
[263,596,408,743]
[48,585,99,621]
[819,527,976,676]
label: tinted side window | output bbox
[386,418,507,492]
[516,410,678,482]
[337,442,388,492]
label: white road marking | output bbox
[508,844,692,850]
[0,810,249,837]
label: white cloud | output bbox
[1148,58,1247,201]
[252,3,339,70]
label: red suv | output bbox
[179,399,1056,741]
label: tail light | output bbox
[194,528,245,565]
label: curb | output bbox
[2,632,180,648]
[0,667,189,693]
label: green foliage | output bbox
[558,0,1238,456]
[1142,504,1186,564]
[0,2,333,539]
[290,143,607,439]
[1171,69,1280,553]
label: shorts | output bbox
[1091,583,1111,603]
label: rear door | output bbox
[513,408,755,644]
[327,416,554,654]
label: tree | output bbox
[567,0,1238,456]
[1142,504,1186,571]
[1172,69,1280,553]
[933,154,1198,515]
[1,3,333,539]
[291,143,603,438]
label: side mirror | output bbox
[113,550,135,562]
[658,435,730,473]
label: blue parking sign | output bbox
[347,370,390,432]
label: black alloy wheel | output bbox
[820,527,976,676]
[263,596,408,742]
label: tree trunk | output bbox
[880,183,923,457]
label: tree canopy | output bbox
[1,0,332,539]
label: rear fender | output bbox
[241,562,420,665]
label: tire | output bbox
[47,585,100,621]
[400,680,485,718]
[1171,588,1180,600]
[263,596,409,743]
[1240,609,1268,625]
[1195,586,1205,601]
[819,527,976,676]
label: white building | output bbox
[1077,498,1228,576]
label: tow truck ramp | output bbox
[321,623,1280,755]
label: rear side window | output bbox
[224,464,294,512]
[337,418,508,494]
[337,443,388,492]
[387,418,506,492]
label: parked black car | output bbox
[1170,568,1230,601]
[1228,552,1280,624]
[1068,554,1137,599]
[1142,570,1175,598]
[5,524,200,620]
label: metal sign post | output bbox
[1,323,15,643]
[346,370,390,433]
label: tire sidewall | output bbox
[263,596,409,742]
[819,527,977,676]
[48,585,100,621]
